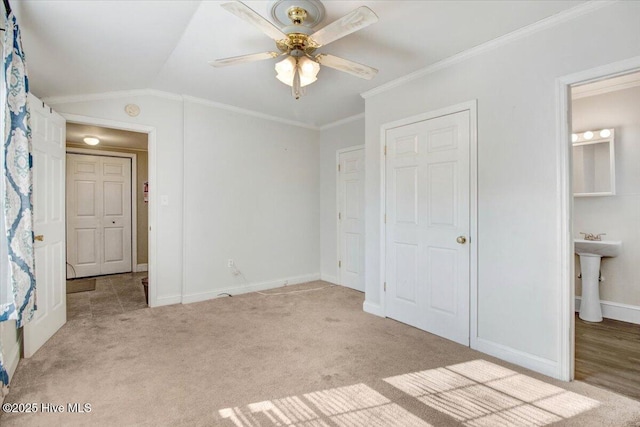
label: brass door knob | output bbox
[456,236,467,244]
[34,235,44,242]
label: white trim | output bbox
[336,145,365,289]
[60,113,159,307]
[181,273,321,304]
[575,297,640,325]
[319,113,365,131]
[378,101,478,347]
[45,90,321,131]
[556,55,640,381]
[181,95,318,130]
[43,89,182,105]
[361,1,617,100]
[320,274,339,285]
[5,332,21,381]
[474,338,560,378]
[136,263,148,272]
[572,73,640,99]
[68,143,148,153]
[155,295,182,307]
[363,301,384,317]
[65,148,139,275]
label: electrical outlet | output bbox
[227,259,234,268]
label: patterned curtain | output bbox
[0,9,34,395]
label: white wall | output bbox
[48,92,322,305]
[51,94,185,305]
[181,99,320,302]
[363,2,640,379]
[319,117,365,285]
[573,85,640,311]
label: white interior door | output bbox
[66,154,132,278]
[338,148,365,291]
[385,110,470,345]
[23,94,66,358]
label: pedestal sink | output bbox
[575,239,622,322]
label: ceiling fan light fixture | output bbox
[275,56,319,89]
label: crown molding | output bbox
[43,89,183,105]
[181,95,319,130]
[361,0,618,100]
[319,113,364,131]
[43,89,320,131]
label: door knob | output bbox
[456,236,467,244]
[34,234,44,242]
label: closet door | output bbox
[66,154,132,278]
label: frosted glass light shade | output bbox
[83,137,100,145]
[275,56,319,87]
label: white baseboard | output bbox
[320,274,339,285]
[6,334,21,382]
[473,337,560,379]
[152,295,182,307]
[182,273,321,304]
[574,297,640,324]
[136,263,148,272]
[363,300,384,317]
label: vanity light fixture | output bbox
[599,129,611,138]
[83,137,100,146]
[572,128,614,143]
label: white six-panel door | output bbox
[66,154,132,278]
[385,110,470,345]
[23,94,66,358]
[338,148,365,291]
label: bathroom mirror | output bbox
[572,129,615,197]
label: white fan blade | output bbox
[310,6,378,47]
[209,52,279,67]
[316,54,378,80]
[221,1,287,41]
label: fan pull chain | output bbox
[292,62,303,100]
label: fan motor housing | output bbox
[277,33,318,56]
[269,0,325,34]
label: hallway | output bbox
[67,272,148,320]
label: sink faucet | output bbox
[580,232,606,241]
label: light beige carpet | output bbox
[2,281,640,426]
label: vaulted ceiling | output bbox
[15,0,585,127]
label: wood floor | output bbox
[575,314,640,401]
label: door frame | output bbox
[65,148,138,275]
[61,114,158,306]
[379,100,478,347]
[556,56,640,381]
[336,145,365,289]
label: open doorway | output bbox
[65,123,150,316]
[567,71,640,399]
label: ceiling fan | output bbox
[209,0,379,99]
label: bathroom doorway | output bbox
[567,70,640,400]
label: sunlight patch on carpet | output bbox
[218,383,430,427]
[384,359,600,427]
